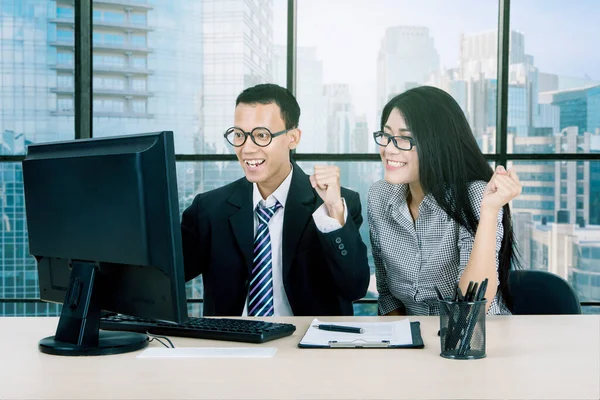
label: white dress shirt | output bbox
[243,165,348,316]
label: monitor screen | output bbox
[22,131,188,356]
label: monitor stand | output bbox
[38,261,149,356]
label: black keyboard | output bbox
[99,314,296,344]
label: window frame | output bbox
[1,0,599,311]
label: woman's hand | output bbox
[481,165,522,215]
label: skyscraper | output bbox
[0,0,257,316]
[376,26,439,116]
[510,126,596,225]
[539,85,600,134]
[323,83,355,154]
[274,45,326,152]
[201,0,274,153]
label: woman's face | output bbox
[379,108,419,185]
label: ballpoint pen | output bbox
[458,278,489,355]
[313,324,364,334]
[469,282,479,301]
[465,281,474,300]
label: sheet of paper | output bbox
[137,347,277,358]
[300,318,413,347]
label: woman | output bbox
[368,86,521,316]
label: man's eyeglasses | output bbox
[224,127,292,147]
[373,131,415,151]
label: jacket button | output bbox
[338,243,344,250]
[341,249,348,256]
[335,237,342,244]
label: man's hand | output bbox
[309,165,345,226]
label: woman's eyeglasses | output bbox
[373,131,415,151]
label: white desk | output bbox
[0,316,598,400]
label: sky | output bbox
[273,0,600,132]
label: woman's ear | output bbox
[288,128,302,150]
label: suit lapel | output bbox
[282,163,316,282]
[228,180,254,274]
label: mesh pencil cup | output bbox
[438,299,486,360]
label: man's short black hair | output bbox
[235,83,301,129]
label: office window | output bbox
[0,3,75,315]
[132,99,146,114]
[93,32,124,45]
[57,97,73,111]
[131,34,146,47]
[131,56,146,69]
[57,6,74,19]
[91,1,286,154]
[57,74,73,88]
[57,28,73,42]
[130,13,147,25]
[509,1,600,154]
[104,11,125,23]
[297,0,497,153]
[93,98,124,113]
[93,9,125,23]
[57,51,74,65]
[93,53,125,68]
[131,78,146,92]
[93,76,125,90]
[509,161,600,308]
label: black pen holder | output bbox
[438,299,486,360]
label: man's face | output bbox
[233,102,300,187]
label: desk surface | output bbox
[0,316,598,400]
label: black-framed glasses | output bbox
[224,126,292,147]
[373,131,415,151]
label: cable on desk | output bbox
[147,332,175,348]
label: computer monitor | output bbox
[22,131,188,356]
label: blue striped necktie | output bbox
[248,201,282,317]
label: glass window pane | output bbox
[509,1,600,153]
[0,163,42,309]
[57,6,74,19]
[297,0,497,153]
[92,0,287,154]
[510,161,600,307]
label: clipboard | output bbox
[298,319,424,349]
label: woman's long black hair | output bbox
[380,85,520,310]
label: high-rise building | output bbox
[510,126,595,225]
[0,130,62,316]
[539,72,600,93]
[570,227,600,308]
[0,0,75,148]
[0,0,258,316]
[274,45,326,152]
[323,84,355,154]
[47,0,205,153]
[202,0,274,153]
[376,26,439,116]
[539,85,600,135]
[459,30,526,81]
[351,114,369,153]
[518,218,600,309]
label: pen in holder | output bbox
[438,298,486,360]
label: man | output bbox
[181,83,369,316]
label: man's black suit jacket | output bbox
[181,163,370,316]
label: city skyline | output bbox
[1,0,599,316]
